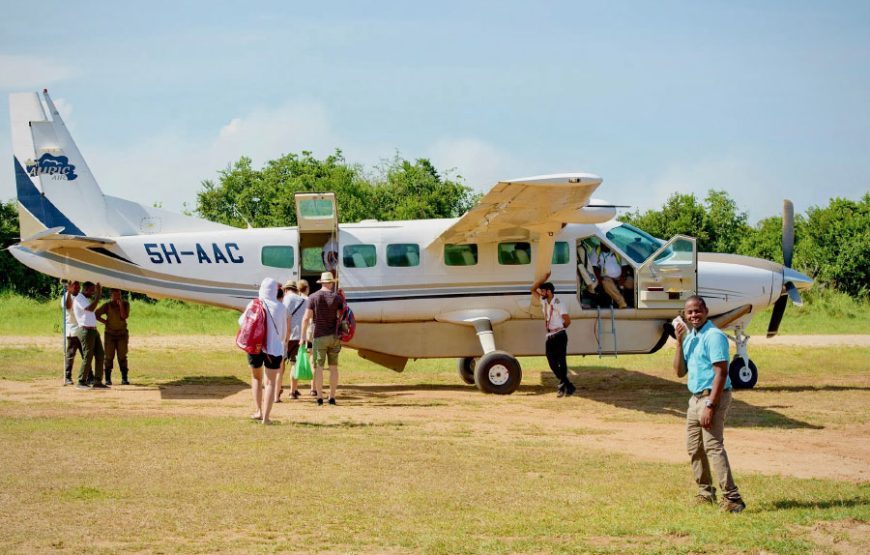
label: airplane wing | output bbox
[428,173,608,284]
[14,227,115,252]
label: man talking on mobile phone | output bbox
[673,295,746,513]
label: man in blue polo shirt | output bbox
[673,295,746,513]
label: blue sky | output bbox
[1,1,868,223]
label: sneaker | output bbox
[76,382,90,390]
[564,384,576,397]
[121,379,130,385]
[105,379,112,386]
[694,494,716,506]
[64,378,74,386]
[92,383,110,389]
[316,398,324,406]
[721,498,746,513]
[291,390,300,400]
[328,397,336,405]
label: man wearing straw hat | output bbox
[299,272,344,406]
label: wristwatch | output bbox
[704,399,715,409]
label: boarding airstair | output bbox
[595,306,618,358]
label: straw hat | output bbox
[316,271,337,284]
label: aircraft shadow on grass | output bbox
[159,375,248,400]
[534,365,823,430]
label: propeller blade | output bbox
[767,295,788,338]
[782,199,794,268]
[785,281,803,306]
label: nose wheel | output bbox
[729,357,758,389]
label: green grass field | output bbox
[1,288,868,337]
[0,342,867,553]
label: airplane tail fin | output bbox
[10,90,230,240]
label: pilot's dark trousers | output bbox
[545,330,573,392]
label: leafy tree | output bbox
[0,200,58,298]
[195,150,476,226]
[795,195,870,299]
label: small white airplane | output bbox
[8,90,813,394]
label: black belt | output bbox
[81,326,97,330]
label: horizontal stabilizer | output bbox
[16,227,115,252]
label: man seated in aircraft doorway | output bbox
[594,244,629,309]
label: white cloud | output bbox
[0,54,76,89]
[85,98,383,211]
[426,137,523,191]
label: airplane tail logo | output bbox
[25,152,78,181]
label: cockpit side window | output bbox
[605,224,662,264]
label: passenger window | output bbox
[343,244,377,268]
[444,244,478,266]
[261,246,294,269]
[552,242,570,264]
[387,243,420,267]
[498,242,531,265]
[301,247,326,272]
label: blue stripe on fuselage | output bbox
[14,157,85,236]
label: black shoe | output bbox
[92,383,110,389]
[64,378,74,386]
[328,397,336,405]
[105,379,112,386]
[291,390,300,400]
[121,379,130,385]
[317,398,324,406]
[86,378,94,386]
[564,385,576,397]
[76,382,90,390]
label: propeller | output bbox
[767,200,803,338]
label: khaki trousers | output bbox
[601,277,628,308]
[686,389,740,501]
[76,328,104,384]
[104,331,129,370]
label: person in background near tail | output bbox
[73,282,106,389]
[300,272,344,406]
[673,295,746,513]
[240,278,287,424]
[280,280,308,401]
[61,281,83,385]
[96,289,130,385]
[531,273,576,397]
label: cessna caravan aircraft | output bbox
[8,90,813,394]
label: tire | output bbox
[474,351,522,395]
[457,357,476,385]
[729,357,758,389]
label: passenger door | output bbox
[294,193,340,288]
[635,235,697,309]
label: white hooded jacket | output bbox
[239,278,287,357]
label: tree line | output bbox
[1,150,867,300]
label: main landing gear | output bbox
[727,326,759,389]
[457,318,523,395]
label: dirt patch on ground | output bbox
[800,519,870,554]
[1,374,867,484]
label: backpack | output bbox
[336,303,356,342]
[236,298,266,354]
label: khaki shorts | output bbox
[312,335,341,367]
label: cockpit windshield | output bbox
[605,224,663,264]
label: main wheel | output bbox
[457,357,476,385]
[474,351,522,395]
[729,357,758,389]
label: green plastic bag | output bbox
[294,343,313,380]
